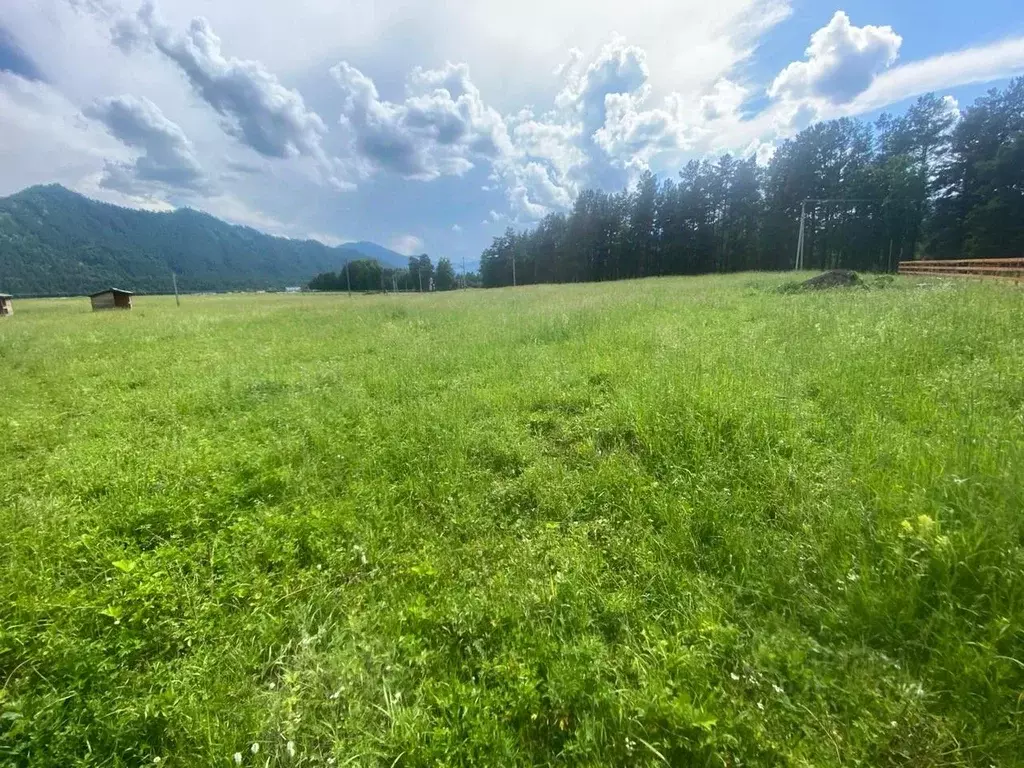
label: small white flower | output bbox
[251,742,260,755]
[153,759,162,765]
[729,673,740,681]
[233,753,243,766]
[286,740,296,759]
[772,684,784,695]
[327,760,336,766]
[757,701,765,711]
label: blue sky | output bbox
[2,1,1023,269]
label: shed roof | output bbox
[0,294,12,299]
[89,288,135,298]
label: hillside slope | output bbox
[344,241,408,265]
[0,185,403,294]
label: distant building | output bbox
[285,286,302,293]
[90,288,134,311]
[0,294,12,317]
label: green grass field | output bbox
[2,275,1022,766]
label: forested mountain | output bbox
[480,80,1024,287]
[0,185,403,295]
[343,241,407,265]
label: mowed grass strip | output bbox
[1,275,1022,766]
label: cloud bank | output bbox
[2,1,1024,255]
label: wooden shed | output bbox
[0,294,12,317]
[90,288,134,311]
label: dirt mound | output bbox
[779,269,864,293]
[801,269,863,289]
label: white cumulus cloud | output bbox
[769,11,902,105]
[83,94,208,194]
[115,2,331,166]
[331,60,512,181]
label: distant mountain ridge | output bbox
[344,241,409,265]
[0,185,406,295]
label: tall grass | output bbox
[1,275,1022,766]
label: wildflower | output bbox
[772,684,784,695]
[153,759,162,765]
[729,673,740,681]
[233,753,243,766]
[757,701,764,711]
[624,737,636,754]
[251,742,260,754]
[286,740,296,759]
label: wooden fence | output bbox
[898,258,1024,282]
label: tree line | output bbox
[480,79,1024,287]
[308,255,465,292]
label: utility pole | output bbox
[795,200,807,271]
[795,198,878,271]
[462,255,467,289]
[511,251,517,287]
[172,271,180,307]
[418,267,423,293]
[392,273,397,293]
[345,260,351,297]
